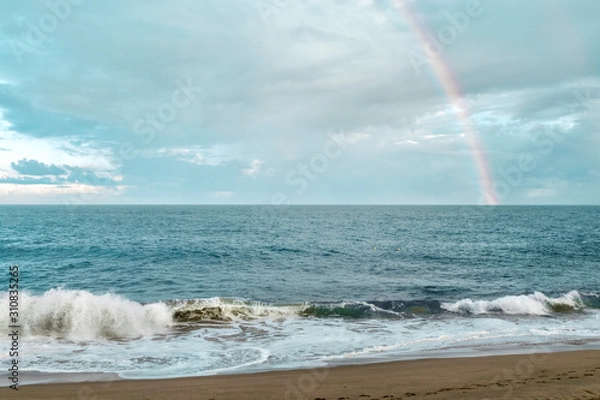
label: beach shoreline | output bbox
[4,349,599,400]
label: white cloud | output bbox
[209,191,233,199]
[0,183,126,204]
[329,131,371,146]
[0,110,120,180]
[242,158,263,178]
[527,188,556,198]
[0,1,598,204]
[154,145,239,166]
[395,139,418,146]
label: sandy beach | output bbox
[4,350,599,400]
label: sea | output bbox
[0,205,599,383]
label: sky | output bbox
[0,0,599,205]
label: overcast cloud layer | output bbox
[0,0,599,204]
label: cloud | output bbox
[10,159,67,176]
[0,1,598,204]
[527,188,556,198]
[242,159,263,178]
[0,183,126,204]
[2,159,122,189]
[153,145,239,166]
[0,110,118,175]
[330,131,371,146]
[0,109,123,204]
[209,191,233,199]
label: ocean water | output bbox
[0,205,599,382]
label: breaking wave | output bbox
[0,289,596,340]
[441,291,586,315]
[0,289,172,340]
[167,297,302,323]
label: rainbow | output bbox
[390,0,499,205]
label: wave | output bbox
[441,291,586,315]
[0,289,172,341]
[0,290,304,340]
[300,300,443,318]
[167,297,302,323]
[0,289,597,340]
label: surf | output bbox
[0,289,597,340]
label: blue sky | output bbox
[0,0,598,204]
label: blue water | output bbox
[3,205,600,302]
[1,205,599,381]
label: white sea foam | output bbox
[0,289,172,340]
[441,291,584,315]
[0,290,306,340]
[0,289,591,343]
[1,289,598,383]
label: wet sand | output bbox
[4,350,600,399]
